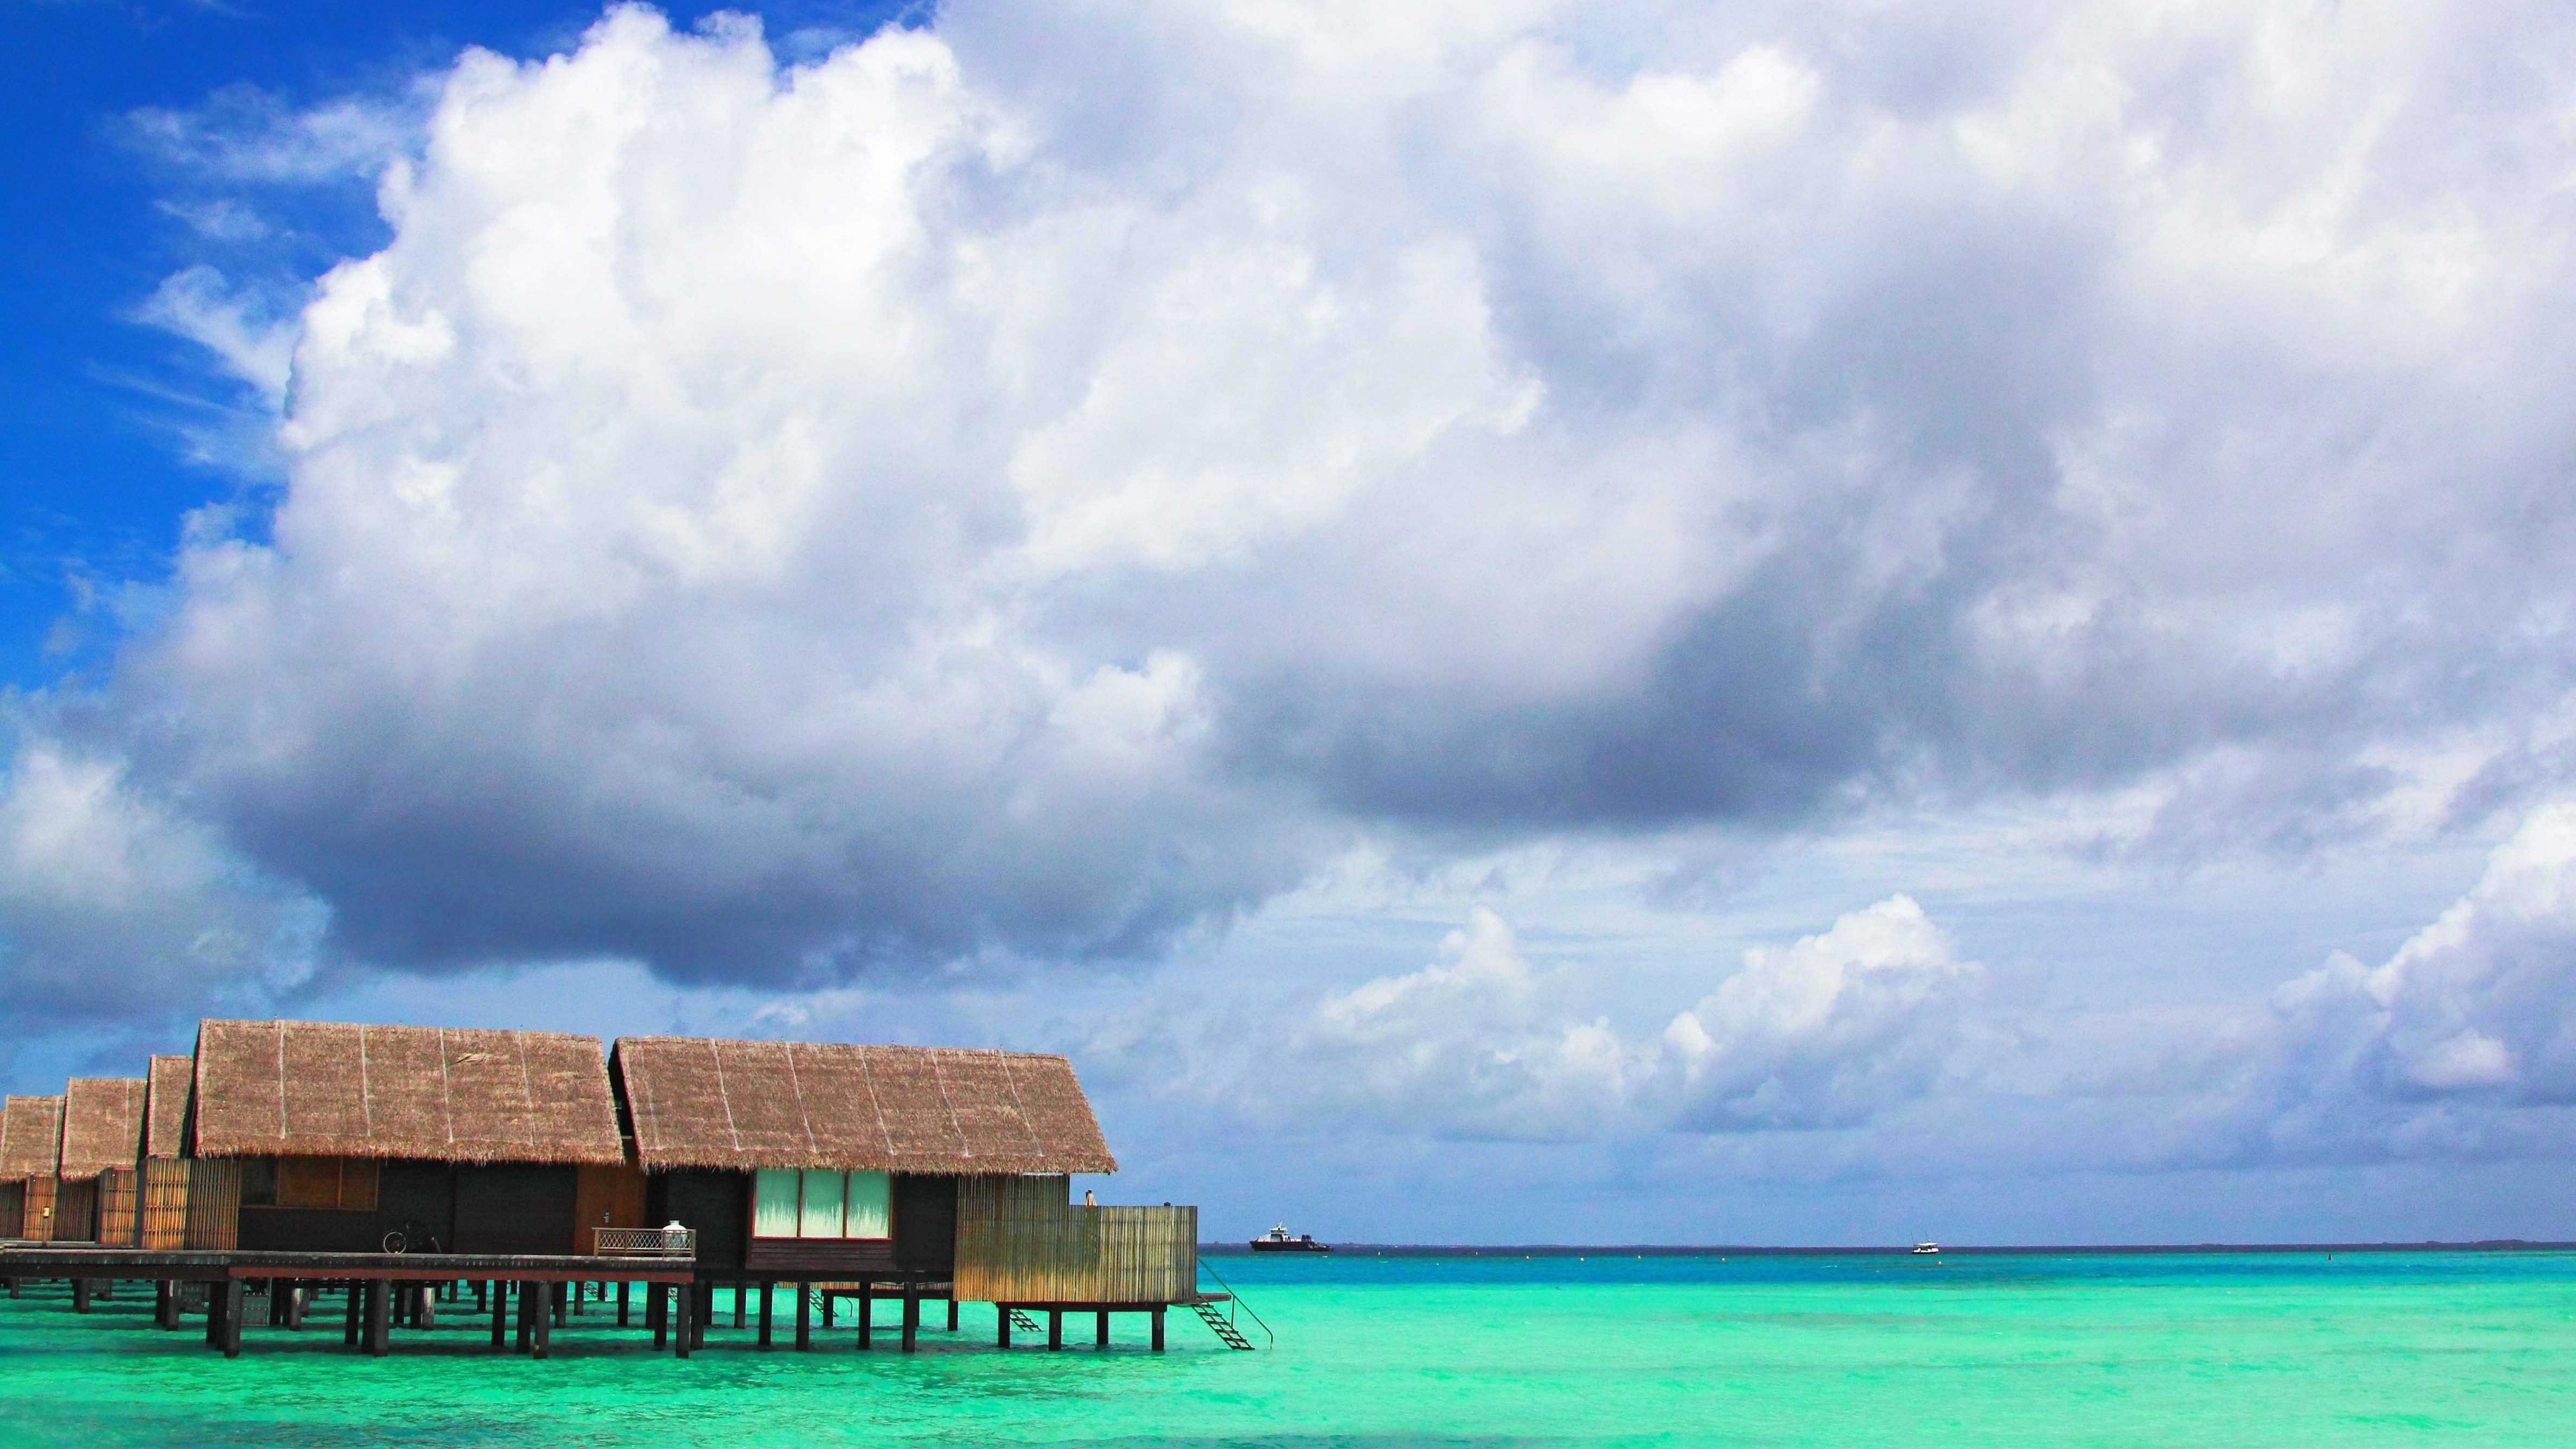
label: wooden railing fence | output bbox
[953,1175,1197,1305]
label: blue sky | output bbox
[7,0,2576,1245]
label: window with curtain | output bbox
[753,1168,802,1238]
[749,1168,894,1239]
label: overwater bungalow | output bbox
[609,1035,1205,1348]
[0,1018,1248,1360]
[57,1077,148,1246]
[190,1018,632,1254]
[0,1095,66,1242]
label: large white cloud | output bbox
[1253,895,1974,1141]
[7,0,2574,1010]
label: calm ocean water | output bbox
[2,1250,2570,1446]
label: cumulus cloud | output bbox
[1664,895,1977,1130]
[14,0,2576,1007]
[0,741,319,1024]
[1293,908,1654,1140]
[2275,800,2576,1114]
[1263,896,1975,1140]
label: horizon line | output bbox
[1195,1239,2576,1256]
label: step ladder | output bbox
[1190,1258,1273,1350]
[1008,1308,1040,1332]
[1189,1299,1256,1350]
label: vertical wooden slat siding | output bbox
[140,1158,192,1248]
[97,1167,141,1246]
[21,1177,58,1243]
[0,1181,22,1238]
[183,1158,241,1250]
[54,1177,99,1242]
[953,1176,1197,1304]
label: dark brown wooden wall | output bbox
[451,1164,576,1254]
[650,1170,749,1271]
[895,1174,957,1273]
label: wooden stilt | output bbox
[1150,1305,1165,1352]
[822,1291,835,1329]
[1048,1309,1063,1350]
[758,1281,774,1349]
[1096,1310,1110,1348]
[491,1280,508,1350]
[344,1283,362,1346]
[619,1279,631,1328]
[674,1281,694,1360]
[205,1279,229,1348]
[476,1280,488,1313]
[650,1283,667,1349]
[998,1304,1012,1349]
[280,1281,301,1330]
[221,1280,244,1359]
[533,1286,552,1361]
[694,1283,709,1348]
[366,1280,390,1358]
[902,1285,920,1354]
[154,1280,173,1329]
[552,1281,567,1328]
[796,1281,812,1350]
[516,1279,536,1352]
[73,1279,90,1313]
[855,1279,871,1351]
[947,1296,960,1332]
[735,1282,747,1329]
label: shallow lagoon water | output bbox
[2,1250,2570,1446]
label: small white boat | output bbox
[1911,1242,1941,1254]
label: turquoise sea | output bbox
[2,1250,2571,1446]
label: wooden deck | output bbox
[0,1246,695,1283]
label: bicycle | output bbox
[382,1222,444,1254]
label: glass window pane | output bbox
[798,1169,847,1238]
[752,1168,802,1238]
[845,1170,891,1239]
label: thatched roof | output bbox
[613,1037,1118,1175]
[145,1054,193,1160]
[193,1019,624,1166]
[58,1077,146,1180]
[0,1095,64,1182]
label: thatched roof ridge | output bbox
[58,1077,147,1180]
[613,1037,1118,1175]
[0,1095,64,1181]
[193,1019,624,1166]
[145,1055,193,1160]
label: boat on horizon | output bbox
[1252,1222,1332,1253]
[1912,1242,1941,1254]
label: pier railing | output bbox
[594,1226,697,1258]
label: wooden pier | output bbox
[0,1245,1235,1359]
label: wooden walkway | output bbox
[0,1247,1205,1360]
